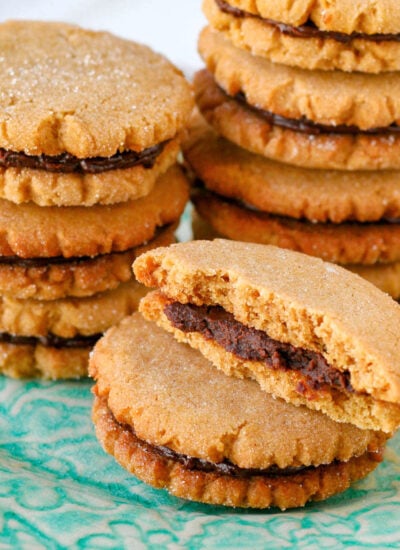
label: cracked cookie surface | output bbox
[199,27,400,130]
[0,21,193,157]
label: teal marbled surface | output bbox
[0,376,399,549]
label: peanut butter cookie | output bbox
[195,69,400,171]
[90,314,386,509]
[134,240,400,432]
[0,20,193,157]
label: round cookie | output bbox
[199,27,400,130]
[0,21,193,157]
[0,279,146,339]
[184,116,400,223]
[195,69,400,171]
[0,138,179,207]
[0,224,176,301]
[192,189,400,265]
[204,0,400,73]
[134,240,400,432]
[0,164,188,258]
[90,314,386,509]
[225,0,400,34]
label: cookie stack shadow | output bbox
[184,0,400,300]
[0,21,193,379]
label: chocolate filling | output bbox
[0,223,173,267]
[164,302,354,394]
[121,418,310,477]
[216,0,400,44]
[233,90,400,136]
[0,141,167,174]
[0,331,101,349]
[117,414,384,478]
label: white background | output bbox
[1,1,205,77]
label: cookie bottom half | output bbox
[93,395,382,510]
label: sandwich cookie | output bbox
[90,314,387,509]
[134,240,400,433]
[198,27,400,131]
[184,117,400,224]
[0,224,176,301]
[0,20,192,185]
[0,138,180,207]
[204,0,400,73]
[196,34,400,171]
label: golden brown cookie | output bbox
[225,0,400,35]
[0,138,179,207]
[195,69,400,171]
[0,164,188,258]
[0,224,176,301]
[90,314,386,509]
[192,189,400,265]
[190,214,400,300]
[134,240,400,432]
[204,0,400,73]
[0,279,146,339]
[0,21,193,157]
[184,116,400,223]
[199,27,400,130]
[0,280,147,379]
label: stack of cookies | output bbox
[90,240,400,510]
[184,0,400,300]
[0,21,193,379]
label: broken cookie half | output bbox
[134,239,400,433]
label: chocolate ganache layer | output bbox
[216,0,400,44]
[232,90,400,136]
[115,411,384,477]
[0,141,167,174]
[0,331,101,349]
[119,416,309,477]
[164,302,354,394]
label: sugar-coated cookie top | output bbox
[90,314,385,469]
[134,239,400,403]
[225,0,400,35]
[0,21,193,157]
